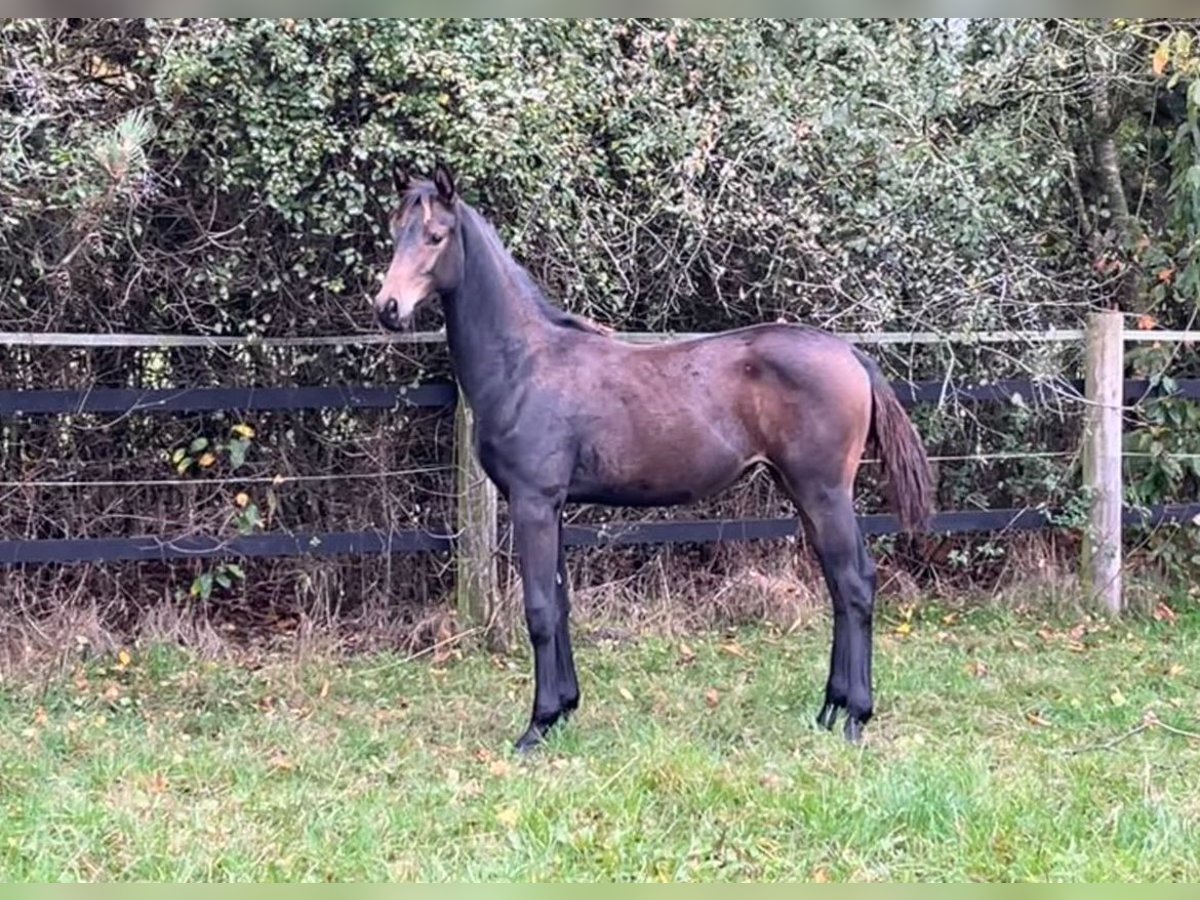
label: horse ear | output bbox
[433,160,457,204]
[392,164,411,198]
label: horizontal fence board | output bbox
[5,504,1198,567]
[0,327,1092,349]
[1,326,1194,353]
[3,378,1198,417]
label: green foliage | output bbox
[1,18,1087,339]
[6,18,1200,602]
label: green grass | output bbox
[2,602,1199,881]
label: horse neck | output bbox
[442,205,552,408]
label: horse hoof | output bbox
[843,717,864,745]
[816,703,839,731]
[514,728,545,755]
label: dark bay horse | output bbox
[371,163,933,750]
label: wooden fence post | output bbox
[1081,310,1124,615]
[454,386,498,633]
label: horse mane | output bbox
[458,200,614,338]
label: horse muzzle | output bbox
[375,295,412,332]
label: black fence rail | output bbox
[1,376,1197,569]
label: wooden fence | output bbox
[2,313,1198,623]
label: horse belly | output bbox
[568,413,749,507]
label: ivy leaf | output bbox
[228,438,249,470]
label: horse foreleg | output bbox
[511,494,568,752]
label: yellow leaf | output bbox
[894,621,912,636]
[232,423,255,439]
[1167,663,1185,678]
[1110,689,1127,707]
[1153,41,1170,76]
[118,648,132,667]
[618,686,633,702]
[268,752,296,771]
[235,492,251,508]
[198,452,217,468]
[495,805,520,829]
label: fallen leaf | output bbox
[894,621,912,637]
[235,492,251,508]
[319,679,330,699]
[488,759,513,778]
[102,683,121,703]
[118,648,132,668]
[760,772,785,792]
[812,867,831,883]
[33,706,48,727]
[1037,628,1056,643]
[1026,710,1051,727]
[718,641,747,658]
[232,423,256,439]
[1067,640,1087,653]
[198,452,217,468]
[966,660,988,679]
[1011,637,1029,651]
[268,753,296,771]
[941,612,959,625]
[1110,689,1127,707]
[1167,663,1185,678]
[1153,602,1177,625]
[148,772,168,794]
[704,688,720,708]
[678,642,696,664]
[618,686,634,702]
[495,805,520,829]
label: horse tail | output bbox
[853,349,934,534]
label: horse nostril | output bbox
[386,297,399,321]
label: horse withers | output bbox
[371,162,933,751]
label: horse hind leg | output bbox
[555,527,580,717]
[780,468,877,743]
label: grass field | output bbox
[1,599,1199,882]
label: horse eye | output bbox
[428,231,446,246]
